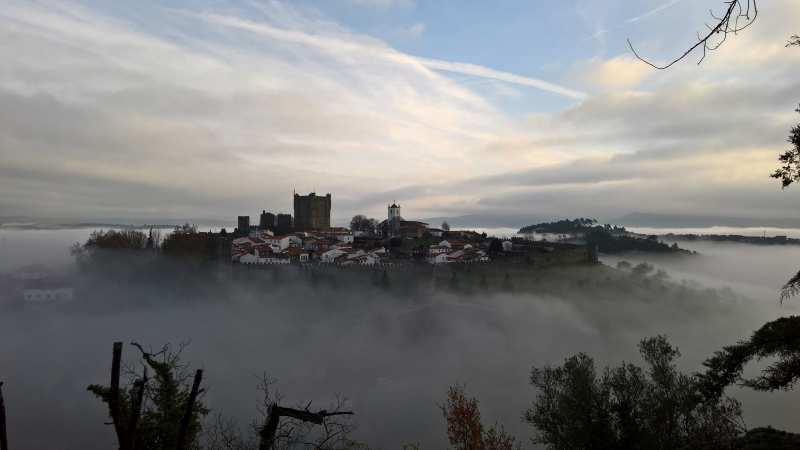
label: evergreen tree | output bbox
[380,270,390,290]
[449,272,460,292]
[371,269,379,287]
[478,275,488,291]
[502,274,513,292]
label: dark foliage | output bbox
[771,106,800,189]
[88,342,209,450]
[524,336,745,450]
[736,426,800,449]
[587,230,692,255]
[488,239,503,253]
[161,224,205,261]
[697,316,800,401]
[519,218,599,234]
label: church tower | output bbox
[388,201,401,221]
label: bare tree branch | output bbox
[628,0,757,69]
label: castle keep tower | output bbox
[293,192,331,231]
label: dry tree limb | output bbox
[628,0,758,69]
[0,382,7,450]
[177,369,204,450]
[258,403,354,450]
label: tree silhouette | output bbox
[478,275,488,291]
[449,272,461,292]
[380,270,390,290]
[501,274,513,292]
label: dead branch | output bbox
[258,404,353,450]
[628,0,757,69]
[0,382,8,450]
[178,369,205,450]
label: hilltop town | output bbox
[205,192,598,272]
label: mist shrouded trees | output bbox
[524,336,745,450]
[162,224,205,261]
[439,384,518,450]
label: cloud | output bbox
[566,56,652,90]
[408,21,425,36]
[625,0,681,23]
[350,0,414,7]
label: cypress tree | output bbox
[380,270,390,290]
[449,272,460,292]
[502,273,513,292]
[478,274,488,291]
[371,269,379,287]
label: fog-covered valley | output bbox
[1,229,799,449]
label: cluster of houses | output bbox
[230,227,490,267]
[232,228,389,266]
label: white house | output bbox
[313,248,346,262]
[440,240,472,250]
[239,253,259,264]
[307,239,338,251]
[426,252,451,264]
[368,247,389,259]
[326,231,354,244]
[262,234,292,251]
[337,254,378,266]
[23,279,74,302]
[428,245,449,254]
[428,229,444,238]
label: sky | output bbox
[1,0,799,223]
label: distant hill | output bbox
[611,212,800,229]
[417,214,556,229]
[0,215,233,230]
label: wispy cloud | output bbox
[196,12,587,100]
[625,0,681,23]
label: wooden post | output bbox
[0,382,8,450]
[109,342,127,449]
[124,367,147,450]
[177,369,203,450]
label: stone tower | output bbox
[388,201,401,221]
[293,192,331,231]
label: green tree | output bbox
[488,239,503,253]
[524,336,745,450]
[697,316,800,401]
[88,342,208,450]
[161,224,205,261]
